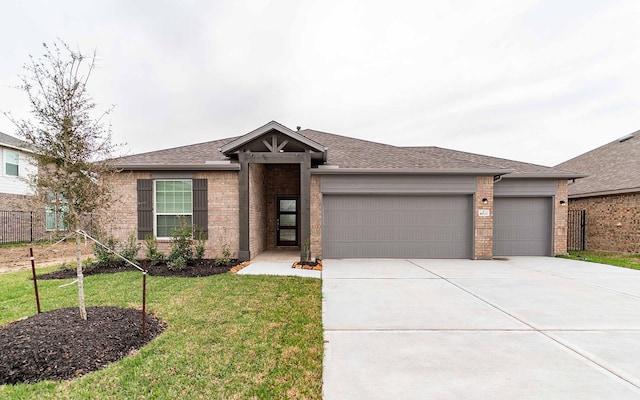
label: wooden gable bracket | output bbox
[262,135,289,153]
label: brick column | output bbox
[554,179,569,255]
[474,176,494,259]
[310,175,322,259]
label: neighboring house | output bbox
[0,132,37,210]
[556,130,640,253]
[107,121,581,260]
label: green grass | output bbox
[559,251,640,271]
[0,268,323,399]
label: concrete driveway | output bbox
[322,257,640,399]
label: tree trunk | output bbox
[76,228,87,320]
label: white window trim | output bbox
[45,193,68,231]
[153,179,193,239]
[4,149,20,177]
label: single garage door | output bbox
[493,197,552,256]
[323,195,472,258]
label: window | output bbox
[45,192,68,231]
[4,149,19,176]
[155,180,193,237]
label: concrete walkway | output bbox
[322,257,640,399]
[237,261,321,278]
[237,250,321,278]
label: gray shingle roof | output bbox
[113,125,579,178]
[556,130,640,197]
[114,137,238,168]
[0,132,29,151]
[407,146,580,177]
[300,130,501,170]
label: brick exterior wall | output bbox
[474,176,494,259]
[569,192,640,253]
[310,175,322,259]
[0,193,36,211]
[248,164,267,256]
[101,171,239,259]
[99,171,152,241]
[265,164,300,249]
[554,180,569,255]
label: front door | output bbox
[277,197,298,246]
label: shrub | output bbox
[215,243,232,266]
[144,235,165,266]
[167,255,187,271]
[301,239,311,262]
[120,234,141,264]
[167,222,194,270]
[194,229,206,260]
[93,236,120,266]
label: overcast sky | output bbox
[1,0,639,166]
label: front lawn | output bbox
[0,267,322,399]
[559,251,640,271]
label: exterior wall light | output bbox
[482,198,488,204]
[559,200,566,205]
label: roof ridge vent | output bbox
[619,134,635,143]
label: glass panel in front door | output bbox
[279,229,296,242]
[277,197,298,246]
[279,199,296,212]
[280,214,296,227]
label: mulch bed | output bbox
[292,260,323,270]
[0,306,165,385]
[36,259,240,280]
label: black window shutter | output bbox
[137,179,153,240]
[192,179,208,239]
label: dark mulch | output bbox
[0,306,165,385]
[37,259,239,280]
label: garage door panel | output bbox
[325,241,469,259]
[325,210,467,228]
[325,226,468,242]
[494,197,551,256]
[323,195,471,258]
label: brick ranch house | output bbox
[557,130,640,253]
[107,121,582,261]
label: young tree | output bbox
[4,41,117,320]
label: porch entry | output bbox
[277,196,298,246]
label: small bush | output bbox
[83,257,95,269]
[144,235,165,266]
[167,255,187,271]
[121,234,141,264]
[93,233,141,267]
[215,243,232,266]
[301,239,311,262]
[194,229,206,260]
[94,236,120,266]
[168,222,194,269]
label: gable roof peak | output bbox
[220,121,326,160]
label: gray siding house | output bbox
[108,121,581,260]
[0,132,37,210]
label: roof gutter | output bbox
[115,164,241,171]
[568,187,640,199]
[502,172,588,179]
[1,143,34,154]
[311,167,513,176]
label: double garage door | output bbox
[323,195,472,258]
[322,195,552,259]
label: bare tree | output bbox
[4,41,117,320]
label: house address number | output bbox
[478,209,490,217]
